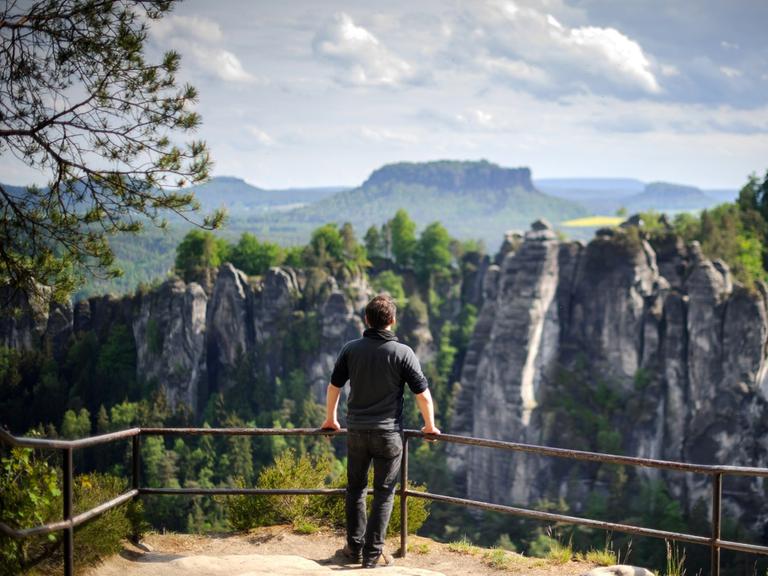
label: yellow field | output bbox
[560,216,624,227]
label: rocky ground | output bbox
[86,525,600,576]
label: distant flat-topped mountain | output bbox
[366,160,535,191]
[188,176,347,212]
[276,160,585,248]
[537,177,735,214]
[623,181,715,211]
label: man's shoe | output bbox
[336,544,362,563]
[362,550,395,569]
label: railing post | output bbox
[711,473,722,576]
[63,448,74,576]
[132,434,141,491]
[400,432,408,558]
[131,434,141,542]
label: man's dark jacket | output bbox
[330,328,428,430]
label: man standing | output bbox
[321,294,441,568]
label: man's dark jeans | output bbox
[346,429,403,561]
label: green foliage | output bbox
[390,209,417,266]
[283,245,306,268]
[302,222,368,272]
[0,448,60,576]
[174,230,230,281]
[307,224,344,264]
[437,322,458,380]
[0,448,133,575]
[224,449,338,530]
[0,0,221,302]
[389,482,430,537]
[224,449,430,536]
[95,323,138,406]
[415,221,453,281]
[229,232,284,276]
[71,473,133,569]
[61,408,91,439]
[372,271,406,308]
[659,171,768,289]
[455,304,478,351]
[0,347,68,433]
[364,225,384,259]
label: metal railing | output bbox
[1,426,768,576]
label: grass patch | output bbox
[561,216,624,227]
[292,520,320,534]
[447,536,478,555]
[665,540,686,576]
[408,542,431,555]
[547,541,573,564]
[483,548,512,570]
[583,548,617,565]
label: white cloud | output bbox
[480,57,550,86]
[571,95,768,136]
[151,15,223,43]
[451,0,661,96]
[150,15,256,84]
[313,13,418,87]
[565,26,660,93]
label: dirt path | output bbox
[87,526,598,576]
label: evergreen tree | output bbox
[174,230,230,281]
[364,225,384,259]
[61,408,91,439]
[390,209,417,266]
[0,0,222,302]
[415,221,453,283]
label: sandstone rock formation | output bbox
[1,263,371,416]
[450,220,768,532]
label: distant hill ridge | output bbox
[188,176,346,210]
[364,160,534,192]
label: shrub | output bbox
[0,448,135,576]
[0,447,59,576]
[223,449,430,535]
[224,450,335,530]
[71,473,133,568]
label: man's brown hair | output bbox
[365,295,397,329]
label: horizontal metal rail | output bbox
[0,427,140,450]
[140,487,347,496]
[2,425,768,576]
[141,427,344,437]
[0,489,139,538]
[412,430,768,478]
[406,490,714,547]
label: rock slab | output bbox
[91,553,445,576]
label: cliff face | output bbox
[133,278,208,413]
[450,222,768,530]
[3,264,371,416]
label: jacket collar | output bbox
[363,328,398,342]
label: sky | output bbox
[4,0,768,189]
